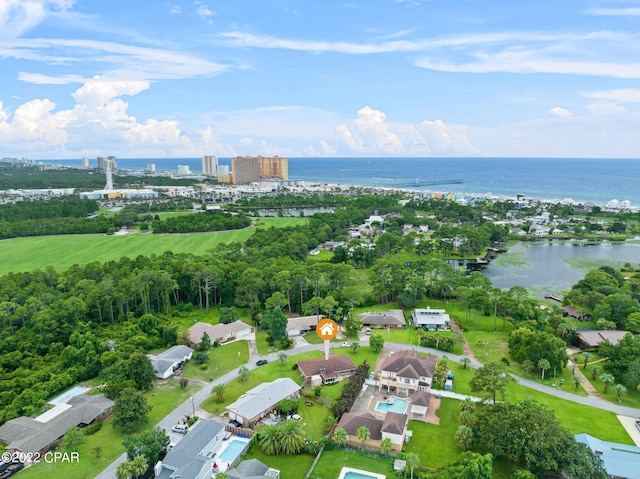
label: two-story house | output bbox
[377,350,436,397]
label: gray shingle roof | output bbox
[227,458,272,478]
[226,378,301,421]
[0,394,113,453]
[189,321,252,343]
[160,420,225,478]
[358,310,405,327]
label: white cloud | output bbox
[197,5,216,18]
[585,7,640,16]
[239,137,253,146]
[586,102,627,115]
[549,107,573,117]
[0,0,74,39]
[18,72,86,84]
[320,139,336,155]
[169,5,182,14]
[416,49,640,79]
[71,77,149,109]
[336,106,480,156]
[582,88,640,104]
[4,38,232,82]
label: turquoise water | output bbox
[48,385,90,405]
[344,472,382,479]
[375,397,409,414]
[218,438,249,464]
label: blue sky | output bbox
[1,0,640,159]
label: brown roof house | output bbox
[409,390,431,420]
[336,412,408,451]
[577,330,629,349]
[297,355,357,387]
[378,350,436,397]
[358,310,406,329]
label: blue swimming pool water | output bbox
[48,385,90,406]
[218,438,249,464]
[375,397,409,414]
[344,472,382,479]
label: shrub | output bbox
[83,421,103,436]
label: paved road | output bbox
[95,340,640,478]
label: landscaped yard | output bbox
[310,448,395,479]
[183,340,250,382]
[17,379,201,479]
[243,442,315,479]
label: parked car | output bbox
[636,420,640,432]
[0,462,23,479]
[365,328,371,335]
[171,424,188,434]
[229,419,242,428]
[256,359,268,366]
[341,342,350,347]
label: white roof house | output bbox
[148,345,194,379]
[411,307,450,330]
[286,315,321,337]
[189,321,252,344]
[226,378,301,426]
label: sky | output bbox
[1,0,640,159]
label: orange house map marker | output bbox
[316,318,338,340]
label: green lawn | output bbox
[0,217,309,274]
[404,398,462,468]
[243,442,315,479]
[296,397,333,440]
[183,340,250,382]
[18,379,201,479]
[310,448,395,479]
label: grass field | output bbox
[0,217,308,274]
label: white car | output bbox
[171,424,188,434]
[342,342,350,347]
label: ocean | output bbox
[35,157,640,207]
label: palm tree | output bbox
[599,373,615,394]
[475,339,486,358]
[538,358,550,381]
[459,398,475,414]
[356,425,370,449]
[521,359,534,374]
[333,427,348,447]
[572,375,584,391]
[278,351,288,365]
[278,419,306,455]
[116,462,132,479]
[433,332,443,350]
[212,383,226,402]
[256,424,280,455]
[238,365,249,382]
[460,357,471,369]
[582,351,593,369]
[459,410,473,427]
[380,437,393,455]
[323,416,338,434]
[129,456,148,479]
[588,364,601,380]
[350,341,360,353]
[614,383,627,403]
[405,452,421,479]
[455,425,474,451]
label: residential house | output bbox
[577,330,629,349]
[377,350,436,397]
[226,378,301,426]
[0,394,114,454]
[297,355,358,387]
[155,420,225,479]
[411,307,450,330]
[189,320,252,344]
[226,459,280,479]
[564,306,592,321]
[286,315,321,337]
[147,345,194,379]
[409,390,430,420]
[358,310,405,329]
[575,433,640,479]
[336,412,408,451]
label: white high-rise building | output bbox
[217,165,229,176]
[146,163,156,172]
[81,157,90,169]
[177,164,191,175]
[202,155,218,176]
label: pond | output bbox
[483,240,640,296]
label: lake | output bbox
[483,240,640,296]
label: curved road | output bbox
[95,340,640,478]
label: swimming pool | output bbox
[374,397,409,414]
[217,437,249,464]
[48,385,90,406]
[338,467,386,479]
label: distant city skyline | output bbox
[1,1,640,159]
